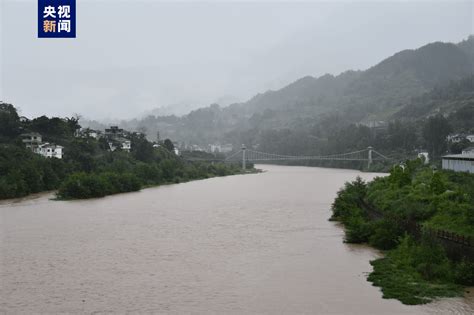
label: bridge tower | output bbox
[241,144,246,170]
[368,146,373,170]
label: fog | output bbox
[1,0,472,120]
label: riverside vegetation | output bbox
[331,159,474,305]
[0,103,249,200]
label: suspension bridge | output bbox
[185,145,394,170]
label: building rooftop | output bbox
[21,132,41,137]
[442,153,474,160]
[39,143,63,149]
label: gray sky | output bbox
[1,0,473,120]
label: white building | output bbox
[209,143,233,153]
[76,128,100,139]
[21,132,42,149]
[466,135,474,143]
[21,132,64,159]
[417,152,429,164]
[462,147,474,155]
[35,143,63,159]
[121,140,131,152]
[442,154,474,174]
[447,134,465,143]
[105,126,124,139]
[108,138,131,152]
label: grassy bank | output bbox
[331,159,474,304]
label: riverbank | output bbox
[331,159,474,305]
[55,163,257,200]
[0,104,256,201]
[1,138,254,201]
[56,166,259,200]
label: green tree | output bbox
[422,115,451,159]
[0,102,21,139]
[131,134,154,162]
[163,139,175,153]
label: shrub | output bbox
[57,173,107,199]
[369,219,402,250]
[57,172,141,199]
[345,217,373,243]
[453,259,474,286]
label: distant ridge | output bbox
[89,36,474,147]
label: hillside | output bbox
[236,39,474,122]
[394,75,474,120]
[82,37,474,151]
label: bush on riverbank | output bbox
[364,160,474,236]
[368,236,462,305]
[57,172,141,199]
[56,161,244,199]
[0,146,68,199]
[331,159,474,304]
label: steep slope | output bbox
[102,37,474,147]
[393,75,474,120]
[458,35,474,63]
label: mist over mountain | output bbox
[80,36,474,151]
[144,102,203,118]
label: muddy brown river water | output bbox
[1,165,473,314]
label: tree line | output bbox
[0,103,245,200]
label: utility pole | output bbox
[368,146,373,170]
[242,144,246,170]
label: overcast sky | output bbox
[1,0,473,120]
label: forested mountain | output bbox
[234,39,473,122]
[394,75,474,120]
[82,36,474,155]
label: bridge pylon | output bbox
[368,146,373,170]
[241,144,246,170]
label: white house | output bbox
[466,135,474,143]
[21,132,64,159]
[35,143,63,159]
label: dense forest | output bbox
[331,160,474,304]
[0,103,247,200]
[81,36,474,162]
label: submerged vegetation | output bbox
[331,159,474,304]
[0,103,249,200]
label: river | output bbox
[1,165,473,314]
